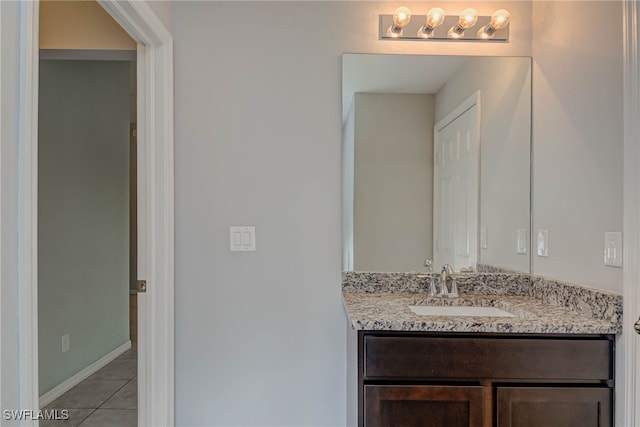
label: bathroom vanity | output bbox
[341,51,622,427]
[359,332,613,427]
[343,273,622,427]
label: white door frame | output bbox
[622,1,640,426]
[15,1,174,426]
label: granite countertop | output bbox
[342,272,622,335]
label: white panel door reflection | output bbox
[434,99,479,272]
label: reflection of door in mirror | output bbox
[434,93,479,272]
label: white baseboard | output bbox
[39,340,132,408]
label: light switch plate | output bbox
[604,231,622,267]
[480,228,488,249]
[536,230,548,257]
[230,226,256,251]
[516,229,527,254]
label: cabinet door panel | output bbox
[497,387,612,427]
[365,385,484,427]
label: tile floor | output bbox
[42,346,137,427]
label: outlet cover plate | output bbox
[480,228,488,249]
[62,334,70,353]
[537,230,548,257]
[604,231,622,267]
[516,229,527,254]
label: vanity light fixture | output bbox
[379,7,510,42]
[477,9,511,39]
[447,8,478,38]
[386,7,412,38]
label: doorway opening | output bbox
[38,54,137,425]
[37,4,139,422]
[14,0,175,425]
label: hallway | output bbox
[42,346,137,427]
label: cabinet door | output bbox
[497,387,612,427]
[364,385,484,427]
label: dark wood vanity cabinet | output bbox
[358,331,614,427]
[364,385,485,427]
[496,387,612,427]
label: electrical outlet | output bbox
[604,232,622,267]
[537,230,549,257]
[516,229,527,254]
[61,334,70,353]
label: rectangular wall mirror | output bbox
[342,54,531,274]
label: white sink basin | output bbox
[409,305,516,317]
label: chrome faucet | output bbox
[439,264,452,296]
[439,264,459,298]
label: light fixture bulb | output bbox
[426,7,445,28]
[387,6,411,37]
[458,8,478,29]
[476,9,510,40]
[393,7,412,28]
[489,9,510,30]
[448,8,477,38]
[418,7,445,38]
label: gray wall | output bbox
[353,93,434,272]
[172,1,532,425]
[147,0,173,33]
[532,1,623,293]
[436,57,531,273]
[38,60,130,394]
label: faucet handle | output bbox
[424,258,433,272]
[448,278,459,298]
[428,276,438,297]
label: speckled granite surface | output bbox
[342,272,622,334]
[341,271,531,296]
[530,276,622,325]
[476,263,525,274]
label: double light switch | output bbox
[230,226,256,251]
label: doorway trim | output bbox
[97,2,175,425]
[16,1,174,426]
[622,1,640,426]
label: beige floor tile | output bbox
[48,380,127,409]
[44,349,137,421]
[116,348,137,360]
[101,379,137,409]
[87,359,136,381]
[77,409,136,427]
[39,409,94,427]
